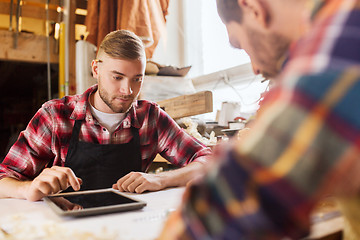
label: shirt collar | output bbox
[124,101,141,129]
[70,85,97,121]
[70,84,141,129]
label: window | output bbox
[199,0,251,75]
[152,0,251,76]
[152,0,269,122]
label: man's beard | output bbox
[98,82,136,113]
[247,27,291,79]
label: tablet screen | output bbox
[45,189,146,216]
[51,191,136,210]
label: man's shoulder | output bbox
[137,99,158,107]
[41,94,80,116]
[136,99,161,112]
[133,99,171,124]
[41,85,95,112]
[276,67,360,111]
[285,66,360,85]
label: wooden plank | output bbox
[0,0,59,8]
[75,14,86,25]
[0,29,58,63]
[157,91,213,119]
[0,1,59,22]
[14,0,59,5]
[0,1,86,25]
[68,0,76,94]
[76,0,87,10]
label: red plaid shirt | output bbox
[0,85,211,180]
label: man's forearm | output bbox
[0,177,29,199]
[157,161,207,188]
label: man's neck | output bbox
[270,0,309,42]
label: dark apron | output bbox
[64,120,142,191]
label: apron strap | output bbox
[130,126,142,170]
[45,120,81,169]
[65,120,82,163]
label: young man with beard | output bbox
[160,0,360,239]
[0,30,211,201]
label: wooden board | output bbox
[0,29,58,63]
[0,1,59,22]
[157,91,213,119]
[68,0,77,95]
[0,0,86,24]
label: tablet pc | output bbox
[44,188,146,217]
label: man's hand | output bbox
[112,162,207,194]
[112,172,164,193]
[25,166,82,201]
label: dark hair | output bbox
[97,30,145,60]
[216,0,243,23]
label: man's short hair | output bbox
[97,30,145,60]
[217,0,243,23]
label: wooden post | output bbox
[68,0,76,95]
[62,0,76,95]
[59,22,65,98]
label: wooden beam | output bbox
[76,0,87,10]
[157,91,213,119]
[0,1,86,25]
[0,29,58,63]
[16,0,59,5]
[75,14,86,25]
[0,1,59,22]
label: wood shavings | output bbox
[181,118,217,146]
[0,214,118,240]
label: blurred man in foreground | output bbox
[160,0,360,239]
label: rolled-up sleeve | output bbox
[156,107,212,167]
[0,107,55,181]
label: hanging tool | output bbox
[9,0,13,31]
[13,0,22,48]
[54,0,63,54]
[46,0,52,100]
[59,22,66,98]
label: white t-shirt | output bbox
[89,102,126,134]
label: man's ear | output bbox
[237,0,270,28]
[91,59,99,79]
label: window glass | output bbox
[185,0,268,121]
[152,0,269,123]
[200,0,250,74]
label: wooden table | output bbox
[306,198,344,240]
[0,187,185,240]
[0,187,344,240]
